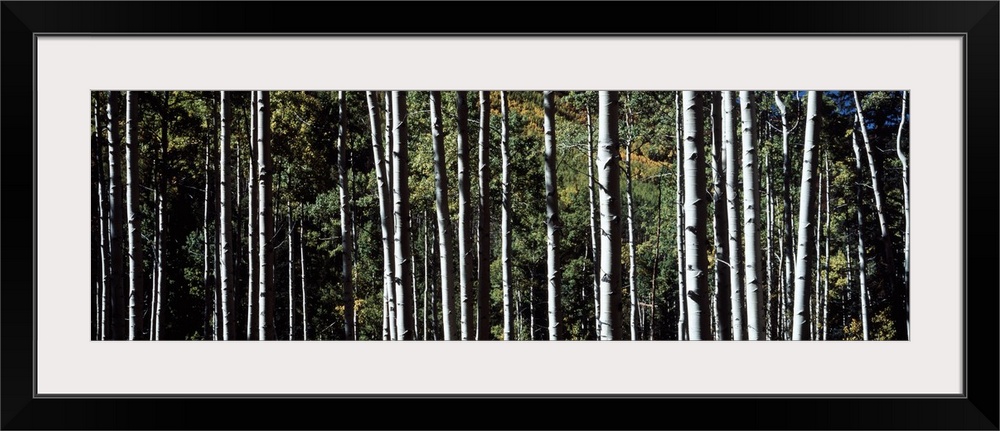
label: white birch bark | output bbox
[739,91,764,340]
[542,91,561,340]
[429,91,457,340]
[392,91,415,340]
[456,91,474,340]
[125,91,144,340]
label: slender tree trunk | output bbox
[106,91,126,340]
[455,92,475,341]
[853,91,905,339]
[709,92,733,340]
[246,92,259,341]
[124,91,144,341]
[792,91,820,341]
[335,91,355,340]
[682,91,710,340]
[299,221,308,340]
[624,94,641,341]
[721,91,744,340]
[502,91,518,340]
[850,121,871,341]
[287,204,296,340]
[675,92,687,341]
[366,91,396,340]
[895,90,910,338]
[586,106,601,339]
[94,95,109,340]
[542,91,561,340]
[597,91,623,340]
[217,91,235,340]
[257,91,276,340]
[774,92,795,341]
[423,215,430,340]
[765,156,778,340]
[428,91,457,340]
[822,157,831,340]
[96,94,112,340]
[153,92,167,340]
[476,91,492,341]
[392,91,415,340]
[739,91,764,340]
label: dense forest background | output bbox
[90,90,909,341]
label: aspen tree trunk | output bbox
[125,91,144,340]
[721,91,744,340]
[597,91,623,340]
[624,93,641,341]
[246,93,259,340]
[93,96,108,340]
[422,215,430,340]
[675,92,687,340]
[257,91,276,340]
[739,91,764,340]
[853,91,905,339]
[106,91,126,340]
[217,91,234,340]
[366,92,396,340]
[299,222,308,340]
[153,92,167,341]
[765,156,778,340]
[429,91,457,340]
[792,91,819,341]
[502,91,518,340]
[822,158,831,340]
[383,93,397,339]
[585,106,602,339]
[287,204,296,340]
[682,91,710,340]
[542,91,561,340]
[456,91,475,341]
[95,94,112,340]
[392,91,415,340]
[335,91,355,340]
[709,92,733,340]
[476,91,492,340]
[774,92,795,340]
[850,122,871,341]
[895,91,910,338]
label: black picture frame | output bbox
[2,2,996,429]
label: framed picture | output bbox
[4,2,996,429]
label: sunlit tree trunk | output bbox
[217,91,234,340]
[153,92,168,341]
[792,91,819,341]
[246,93,259,341]
[125,91,144,340]
[256,91,276,340]
[542,91,561,340]
[476,91,492,341]
[392,91,415,340]
[850,120,871,341]
[774,91,795,340]
[366,91,396,340]
[675,92,687,340]
[739,91,764,340]
[287,203,296,340]
[501,91,518,340]
[597,91,623,340]
[765,155,778,340]
[822,157,831,340]
[585,106,601,338]
[456,91,474,341]
[299,221,308,340]
[93,95,109,340]
[682,91,710,340]
[429,91,457,340]
[852,91,905,340]
[624,93,641,341]
[895,90,910,338]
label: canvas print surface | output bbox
[90,90,910,341]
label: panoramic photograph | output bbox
[90,90,909,341]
